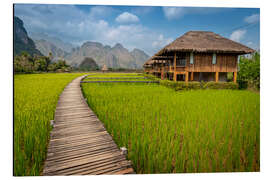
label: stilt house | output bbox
[144,31,255,82]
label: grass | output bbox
[86,73,143,78]
[81,73,260,173]
[14,73,85,176]
[82,78,152,81]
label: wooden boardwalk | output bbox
[43,75,134,175]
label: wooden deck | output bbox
[43,75,134,175]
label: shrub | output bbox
[160,80,238,91]
[174,81,201,91]
[203,82,238,89]
[143,73,160,81]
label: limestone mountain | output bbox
[65,41,149,69]
[34,39,69,61]
[29,31,74,53]
[14,16,42,56]
[130,48,150,69]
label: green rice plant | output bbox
[86,73,143,78]
[82,78,152,82]
[82,76,260,173]
[14,73,85,176]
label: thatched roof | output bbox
[143,59,152,66]
[155,31,255,56]
[143,57,166,67]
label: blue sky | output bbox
[14,4,260,55]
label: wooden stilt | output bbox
[185,71,189,82]
[174,73,177,82]
[191,72,194,81]
[215,72,219,82]
[161,67,164,80]
[174,52,177,82]
[233,72,237,83]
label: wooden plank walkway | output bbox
[43,75,134,175]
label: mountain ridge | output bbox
[14,16,43,56]
[14,17,149,69]
[34,39,69,61]
[65,41,149,69]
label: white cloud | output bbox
[162,7,185,20]
[152,35,173,48]
[230,29,247,42]
[244,14,260,24]
[115,12,139,23]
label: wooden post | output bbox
[161,67,164,80]
[174,72,177,82]
[191,72,194,81]
[185,71,189,82]
[233,72,237,83]
[215,72,219,82]
[173,52,177,81]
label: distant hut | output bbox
[144,31,255,82]
[101,64,108,73]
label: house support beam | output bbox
[215,72,219,82]
[191,72,194,81]
[161,67,164,80]
[233,72,237,83]
[173,52,177,82]
[185,71,189,82]
[174,72,177,82]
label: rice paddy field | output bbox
[14,73,85,176]
[14,72,260,175]
[81,73,260,173]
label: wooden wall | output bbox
[186,53,237,72]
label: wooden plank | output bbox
[46,145,119,164]
[44,151,123,174]
[43,75,134,175]
[111,167,134,175]
[64,157,128,175]
[77,160,132,175]
[47,141,118,158]
[45,155,127,175]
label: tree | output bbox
[237,52,260,90]
[34,57,47,71]
[14,51,71,73]
[14,51,34,73]
[79,57,99,71]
